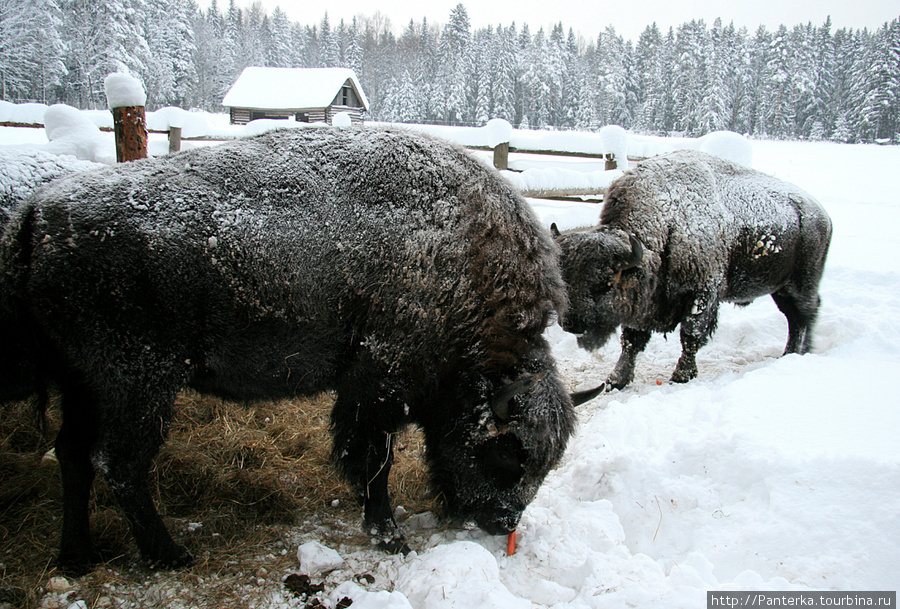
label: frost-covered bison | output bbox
[0,127,581,570]
[553,149,832,389]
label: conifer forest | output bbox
[2,0,898,142]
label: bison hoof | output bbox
[366,516,409,554]
[670,367,697,384]
[147,544,194,570]
[57,549,101,576]
[377,537,412,555]
[605,375,631,391]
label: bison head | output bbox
[421,347,575,535]
[552,225,644,350]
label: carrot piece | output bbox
[507,530,517,556]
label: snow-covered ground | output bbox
[2,114,898,608]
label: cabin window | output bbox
[296,112,311,123]
[339,85,359,107]
[250,110,289,121]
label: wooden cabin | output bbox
[223,67,369,125]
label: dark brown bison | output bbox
[0,127,590,570]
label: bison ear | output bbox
[615,233,644,272]
[491,371,549,422]
[550,223,561,238]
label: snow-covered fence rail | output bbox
[2,102,754,200]
[387,120,637,200]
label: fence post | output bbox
[486,118,513,171]
[605,153,617,171]
[168,126,182,154]
[105,73,148,162]
[493,142,509,170]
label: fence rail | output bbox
[2,119,626,200]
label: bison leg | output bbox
[672,295,719,383]
[55,383,100,572]
[672,334,702,383]
[95,389,192,569]
[772,291,820,355]
[607,328,651,389]
[331,391,408,554]
[103,461,192,568]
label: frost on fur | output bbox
[0,127,576,569]
[554,149,832,389]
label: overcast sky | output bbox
[220,0,899,42]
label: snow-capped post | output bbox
[486,118,513,171]
[599,125,628,172]
[104,72,148,163]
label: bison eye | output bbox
[481,436,525,489]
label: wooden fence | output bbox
[1,119,625,200]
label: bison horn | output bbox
[491,371,548,422]
[570,383,606,406]
[616,233,644,272]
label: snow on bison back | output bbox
[0,126,578,571]
[554,149,832,390]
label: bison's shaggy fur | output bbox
[555,149,832,389]
[0,127,575,570]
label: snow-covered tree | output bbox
[861,20,900,141]
[60,0,150,108]
[143,0,197,108]
[439,3,470,124]
[3,0,895,141]
[672,20,706,135]
[265,7,294,67]
[0,0,68,102]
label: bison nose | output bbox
[476,508,522,536]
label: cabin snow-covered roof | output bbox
[222,67,369,111]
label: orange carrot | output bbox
[507,530,517,556]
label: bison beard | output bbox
[554,149,832,390]
[0,127,577,570]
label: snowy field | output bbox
[2,118,899,607]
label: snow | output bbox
[297,541,344,576]
[695,131,754,167]
[147,106,199,133]
[38,105,114,165]
[332,112,353,128]
[0,100,48,125]
[103,72,147,109]
[598,125,628,162]
[222,67,370,111]
[330,583,412,609]
[485,118,513,148]
[502,166,623,199]
[1,115,899,607]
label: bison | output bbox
[0,127,589,570]
[553,149,832,390]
